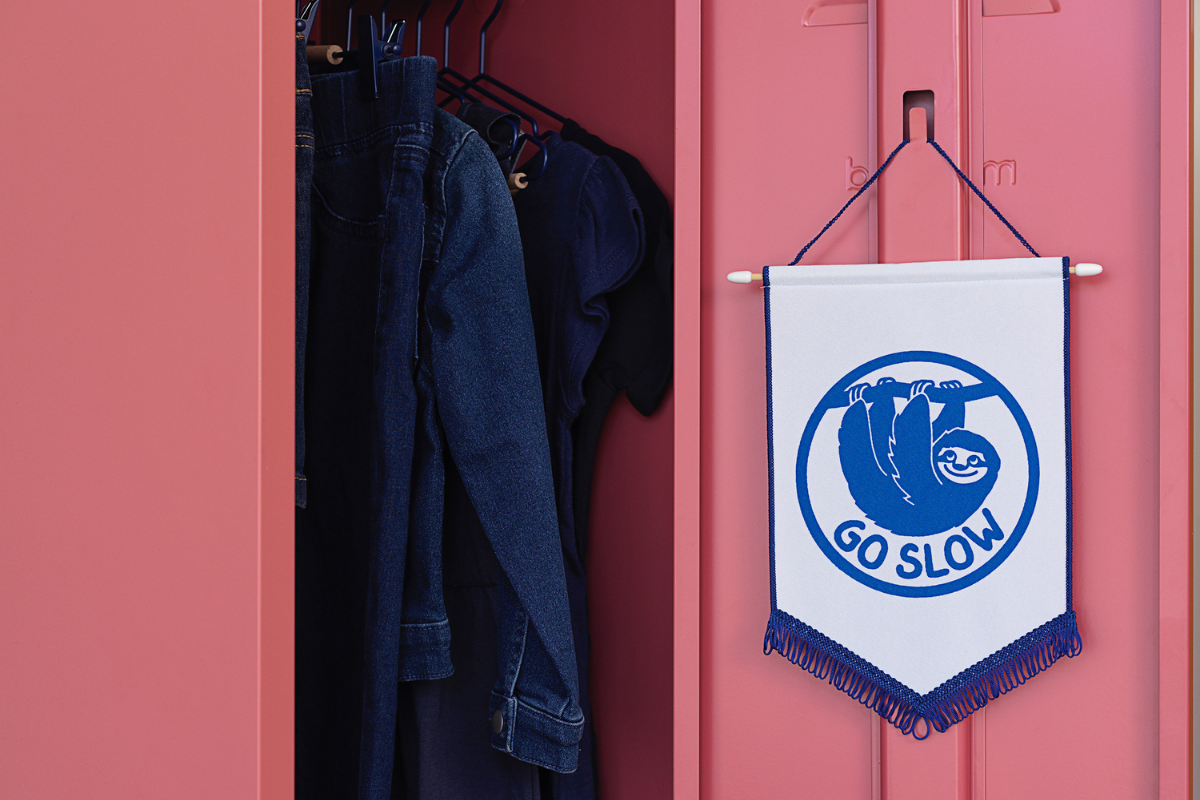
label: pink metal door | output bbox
[699,1,1190,797]
[0,2,294,798]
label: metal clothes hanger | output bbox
[414,0,435,56]
[345,0,357,51]
[439,75,549,177]
[301,0,351,68]
[455,0,568,128]
[432,3,526,137]
[380,0,393,41]
[434,0,549,176]
[436,0,482,102]
[332,0,404,100]
[356,16,405,100]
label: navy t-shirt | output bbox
[560,119,674,562]
[513,132,644,800]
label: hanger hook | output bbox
[414,0,434,57]
[345,0,357,51]
[479,0,506,75]
[380,0,391,33]
[443,0,466,69]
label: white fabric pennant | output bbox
[763,257,1081,738]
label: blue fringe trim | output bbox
[763,608,1081,739]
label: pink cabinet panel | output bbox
[697,0,1190,797]
[0,1,294,799]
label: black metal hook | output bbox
[442,0,466,69]
[414,0,434,57]
[345,0,357,51]
[479,0,505,74]
[453,0,567,125]
[514,132,549,179]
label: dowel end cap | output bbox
[1073,263,1103,277]
[727,271,753,284]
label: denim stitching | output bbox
[513,697,586,727]
[503,608,530,696]
[313,123,434,157]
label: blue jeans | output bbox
[296,56,436,800]
[295,33,312,508]
[298,59,584,799]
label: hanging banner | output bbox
[762,257,1081,738]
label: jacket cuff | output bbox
[489,691,584,773]
[397,619,453,681]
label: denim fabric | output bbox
[395,297,452,683]
[396,108,583,776]
[296,56,436,800]
[394,459,543,800]
[512,133,645,800]
[295,34,313,508]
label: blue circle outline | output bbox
[795,350,1040,598]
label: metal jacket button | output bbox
[492,710,504,734]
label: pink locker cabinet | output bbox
[699,1,1190,799]
[0,0,1188,798]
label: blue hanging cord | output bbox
[788,140,910,266]
[783,138,1039,267]
[926,139,1039,257]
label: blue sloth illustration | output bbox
[837,377,1000,536]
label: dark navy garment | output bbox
[295,33,313,508]
[394,109,584,791]
[455,101,521,176]
[297,56,436,800]
[559,120,674,562]
[513,133,645,800]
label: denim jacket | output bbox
[397,108,584,773]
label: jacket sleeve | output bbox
[423,126,584,768]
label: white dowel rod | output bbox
[726,264,1104,284]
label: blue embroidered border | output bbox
[763,607,1082,738]
[1062,256,1074,610]
[764,266,778,609]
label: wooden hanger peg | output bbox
[306,45,344,66]
[507,172,528,195]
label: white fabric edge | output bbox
[766,257,1063,286]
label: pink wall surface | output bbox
[0,1,293,799]
[700,0,1189,797]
